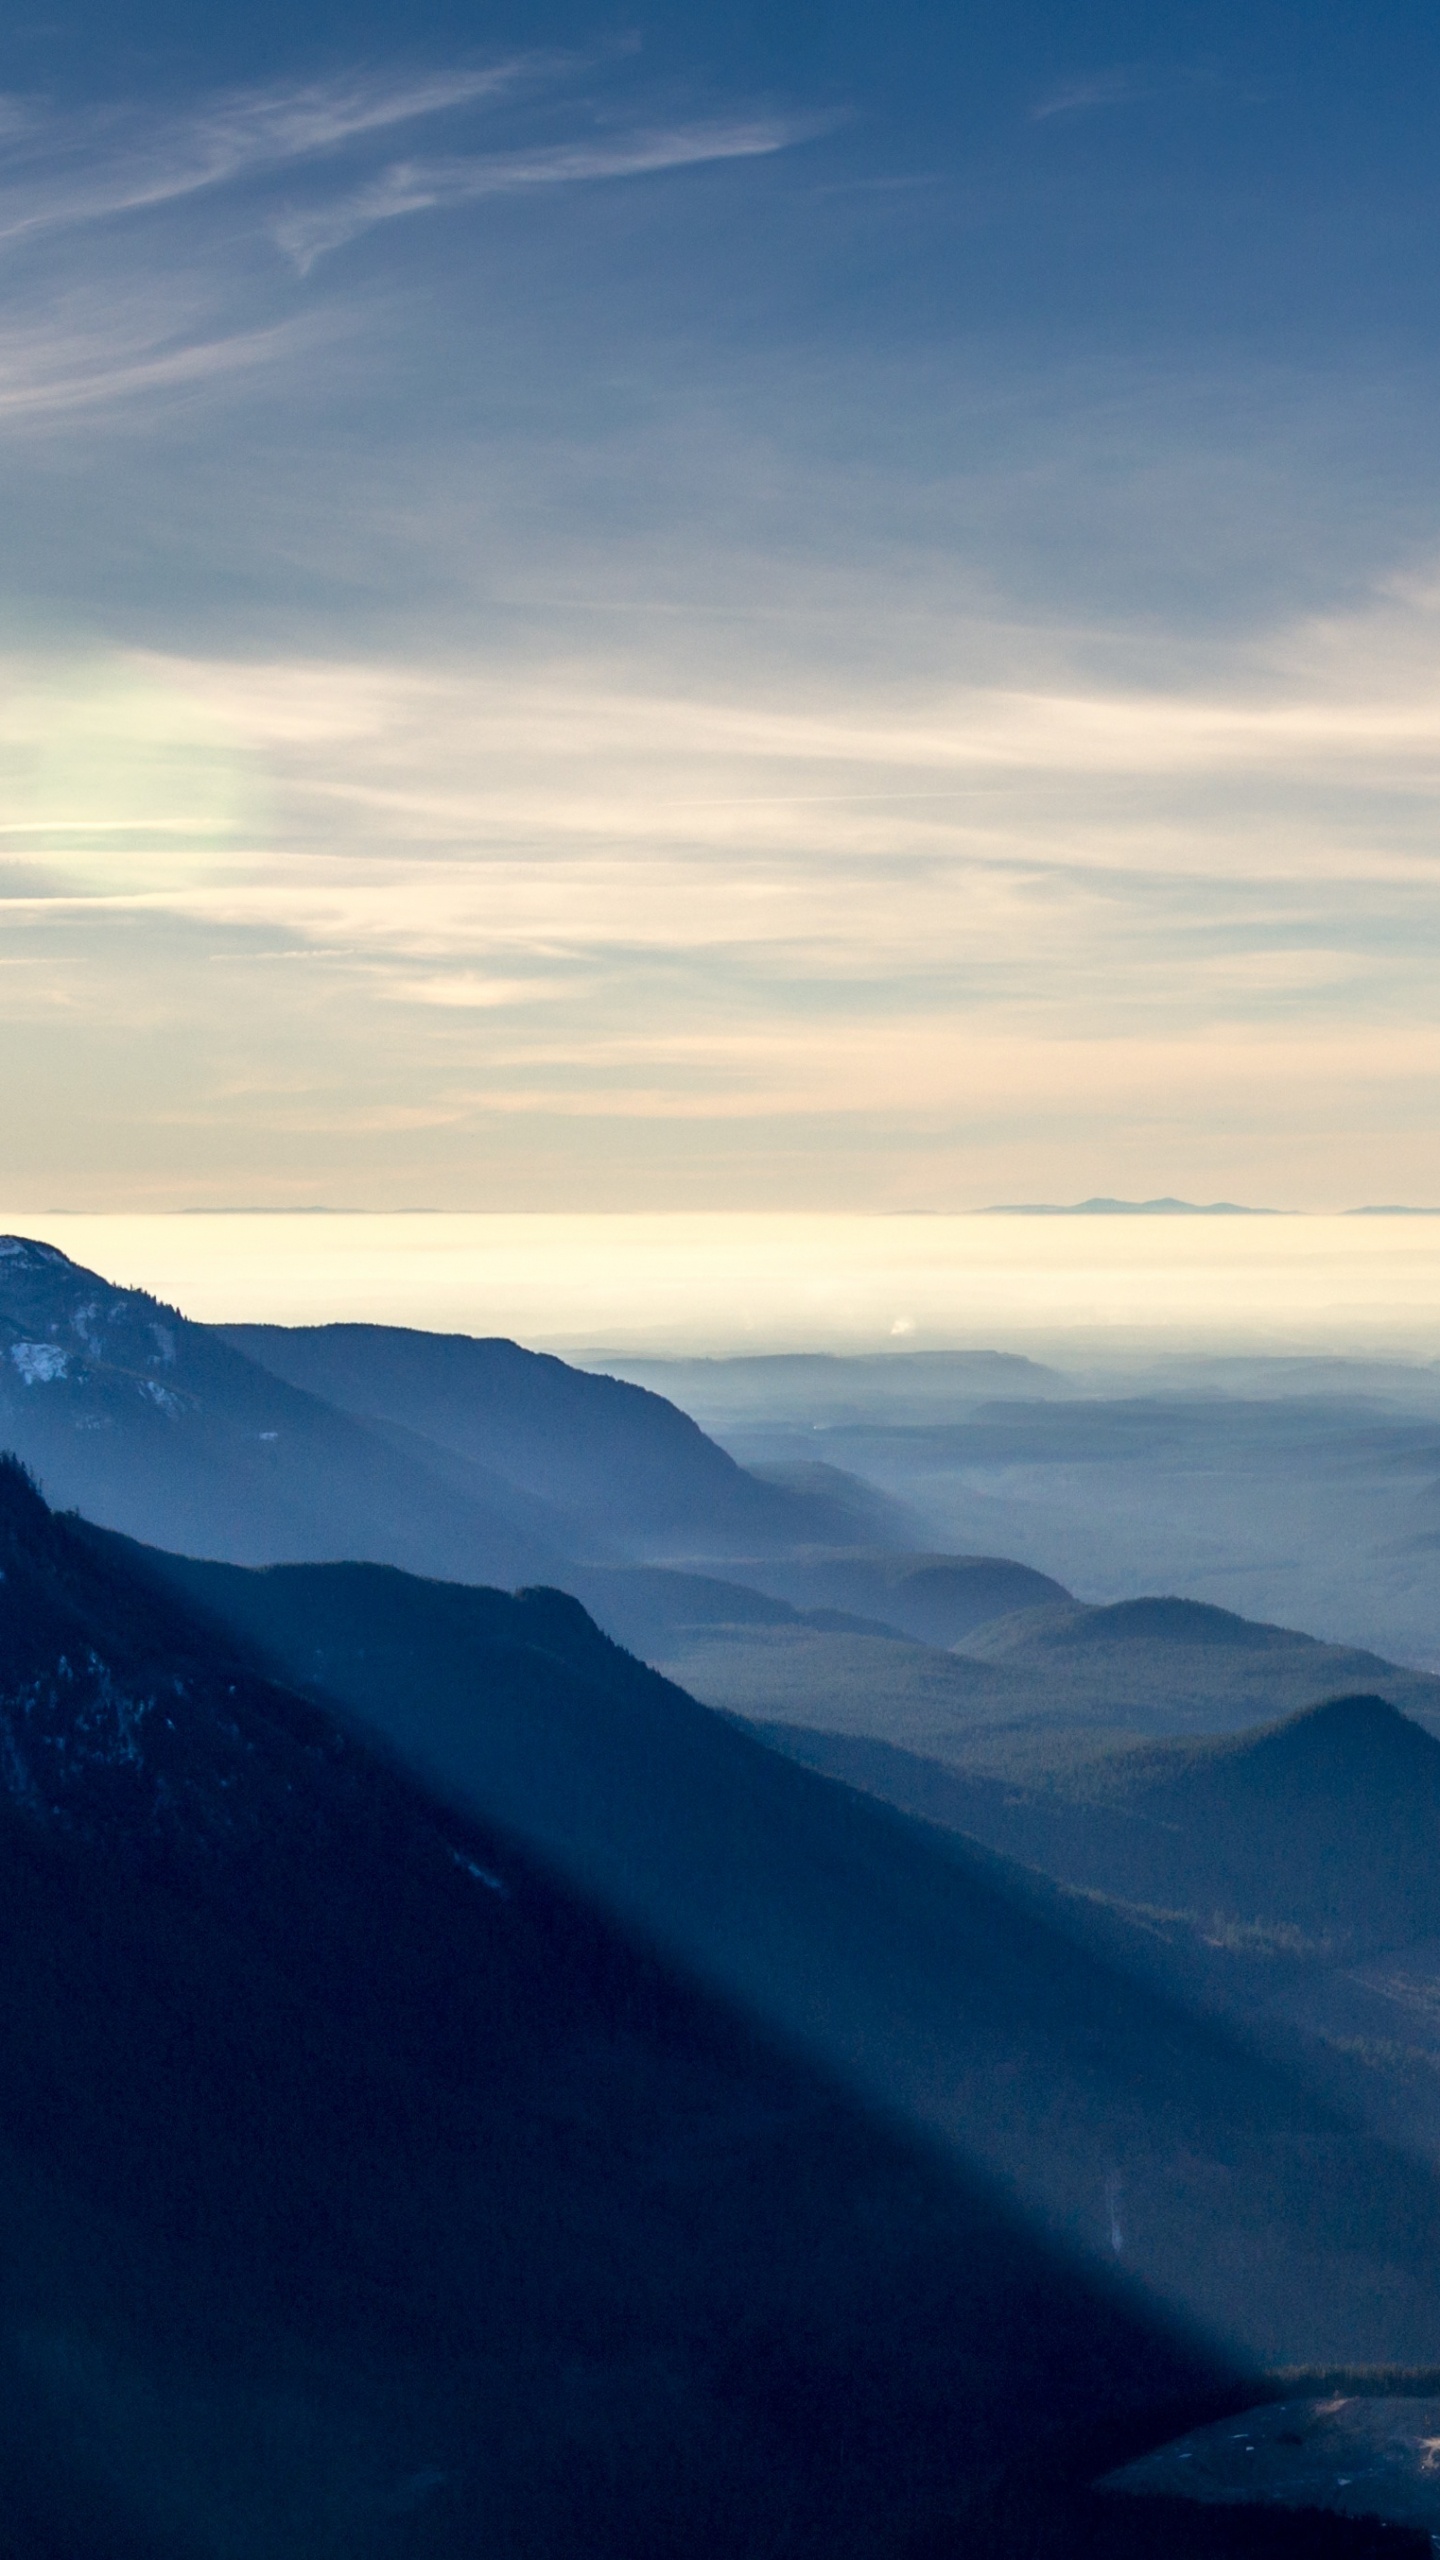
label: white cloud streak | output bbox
[0,64,538,246]
[273,117,833,271]
[0,302,315,418]
[0,62,826,417]
[1032,68,1154,121]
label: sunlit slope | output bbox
[107,1525,1440,2369]
[0,1455,1258,2560]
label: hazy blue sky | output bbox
[4,2,1440,1209]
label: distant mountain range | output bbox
[981,1198,1440,1214]
[13,1228,1440,1764]
[665,1361,1440,1678]
[982,1197,1275,1214]
[955,1592,1440,1743]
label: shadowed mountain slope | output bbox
[0,1243,888,1629]
[758,1696,1440,1950]
[219,1319,887,1558]
[0,1454,1269,2560]
[97,1522,1440,2371]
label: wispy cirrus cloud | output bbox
[1032,67,1158,122]
[0,59,829,417]
[0,47,834,432]
[0,63,541,246]
[274,115,835,271]
[0,299,316,420]
[0,56,823,266]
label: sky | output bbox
[4,2,1440,1212]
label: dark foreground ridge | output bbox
[0,1451,1306,2559]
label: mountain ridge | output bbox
[218,1317,889,1557]
[0,1452,1252,2558]
[0,1240,886,1609]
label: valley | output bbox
[0,1236,1438,2551]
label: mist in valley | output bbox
[604,1344,1440,1670]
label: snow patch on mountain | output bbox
[9,1343,69,1386]
[0,1240,69,1267]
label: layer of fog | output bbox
[597,1343,1440,1669]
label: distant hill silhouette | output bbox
[979,1595,1312,1654]
[983,1198,1274,1215]
[598,1346,1067,1442]
[563,1563,905,1656]
[723,1549,1073,1645]
[0,1453,1273,2558]
[93,1517,1440,2371]
[1041,1596,1294,1649]
[568,1550,1071,1662]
